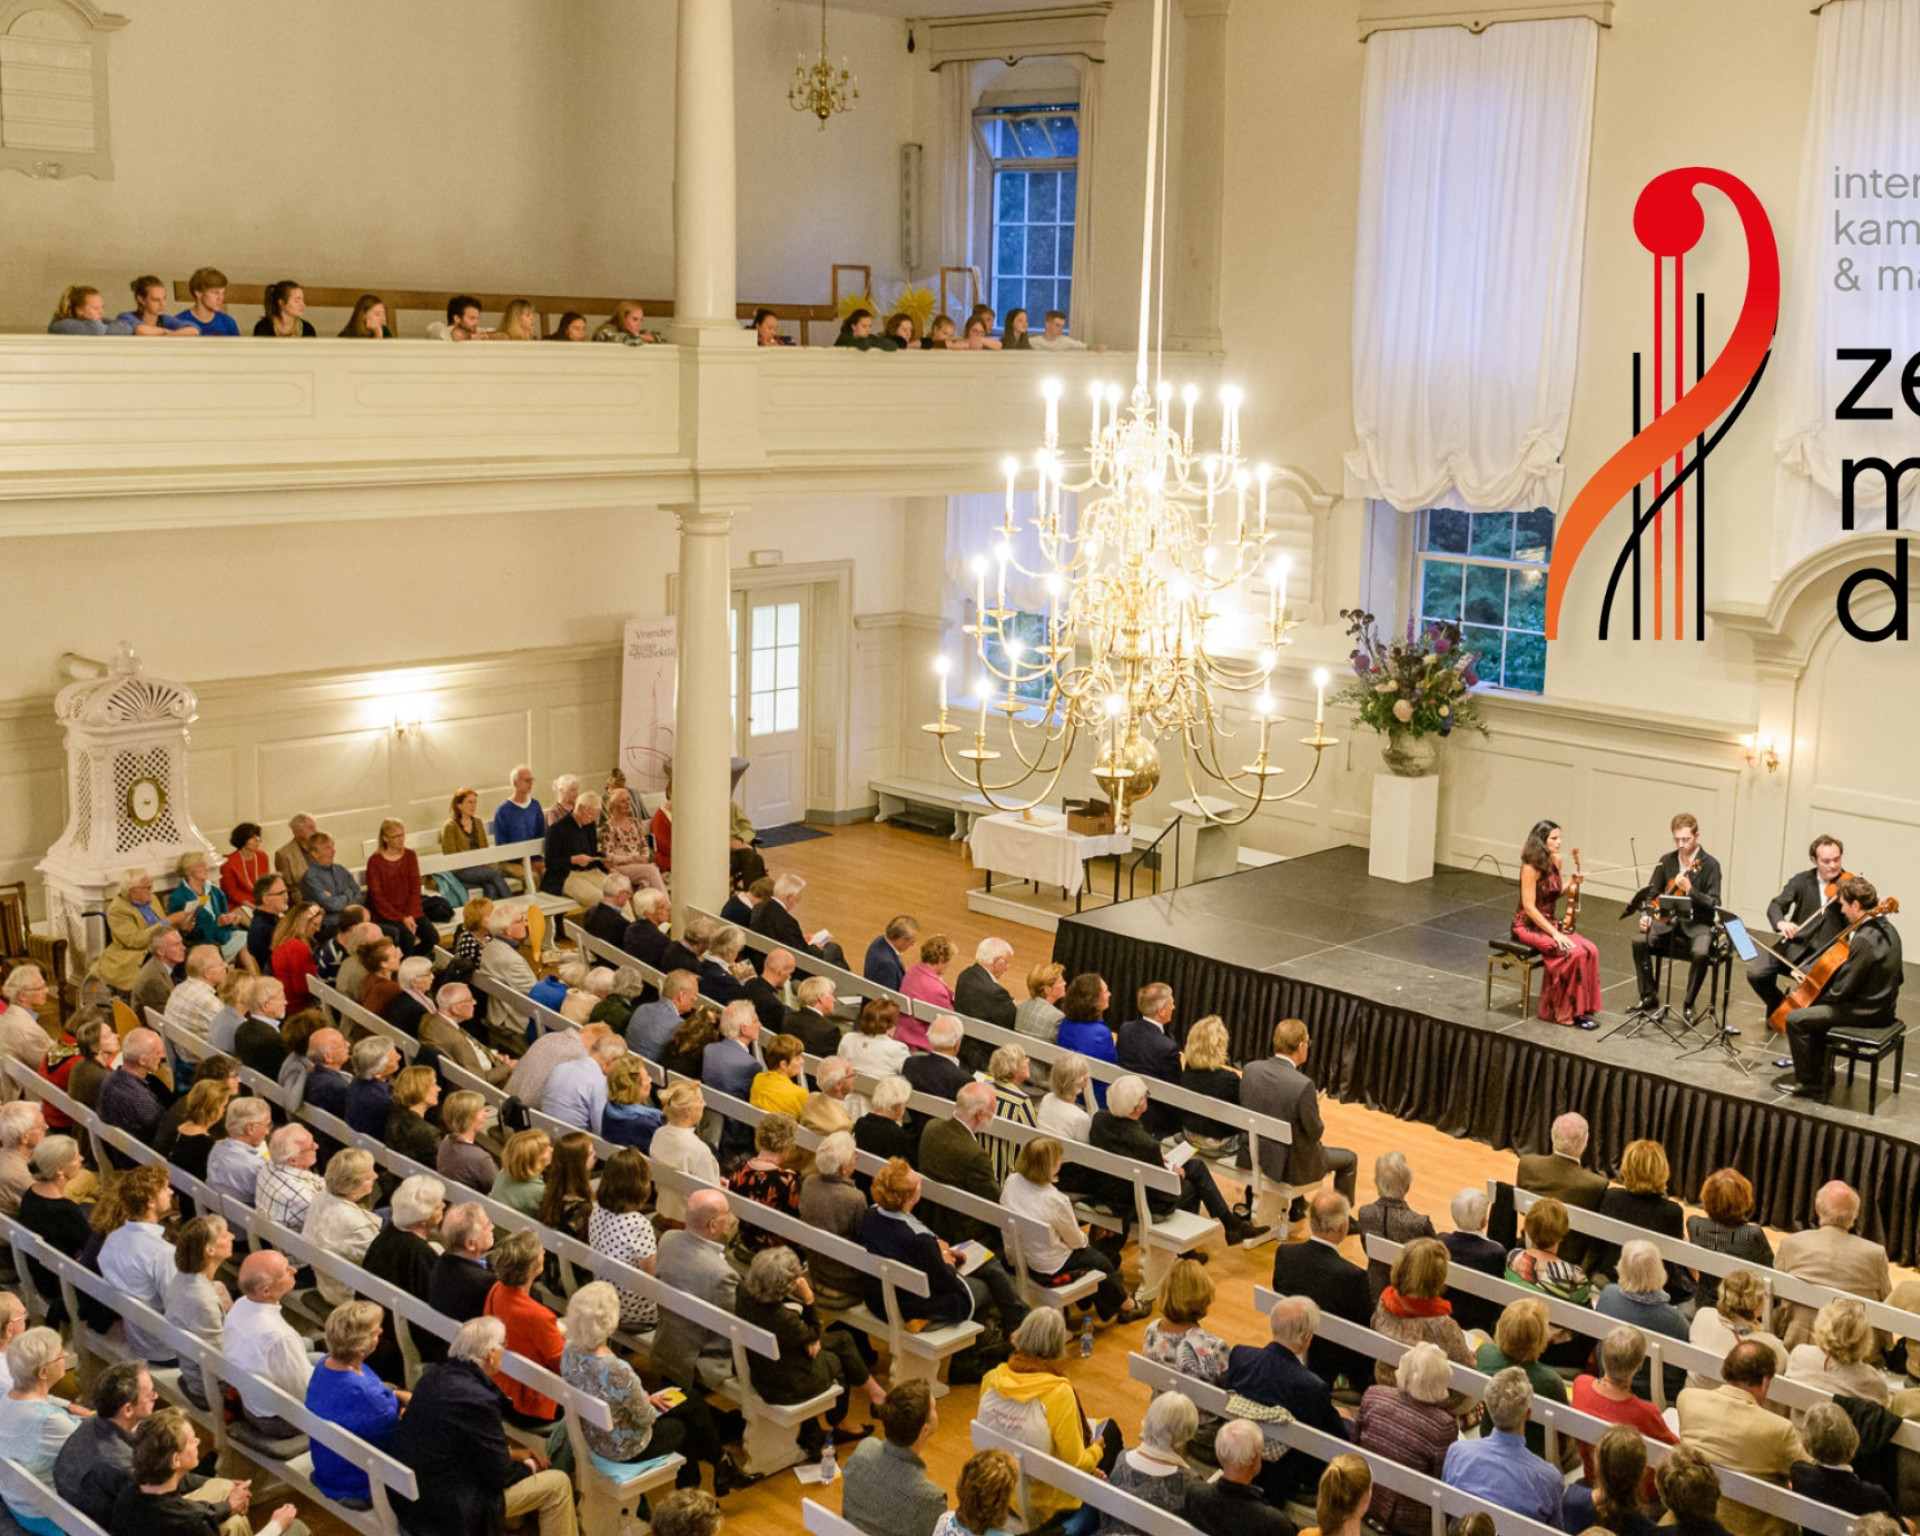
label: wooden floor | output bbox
[299,818,1913,1533]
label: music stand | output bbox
[1674,907,1752,1075]
[1598,891,1693,1046]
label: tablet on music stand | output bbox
[1721,915,1759,963]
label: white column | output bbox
[674,0,738,332]
[672,505,736,922]
[1167,0,1231,353]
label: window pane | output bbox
[1424,508,1469,554]
[1060,168,1077,211]
[775,649,800,690]
[1506,630,1547,693]
[1028,223,1058,275]
[1420,558,1463,622]
[1053,279,1071,319]
[1058,223,1075,272]
[1048,117,1080,158]
[1514,508,1555,564]
[996,279,1023,317]
[1463,564,1505,627]
[1508,568,1546,631]
[1462,625,1504,682]
[749,692,772,736]
[777,603,800,645]
[1468,512,1514,560]
[1010,116,1050,156]
[751,650,773,691]
[751,605,774,647]
[997,173,1024,223]
[998,222,1025,278]
[1028,171,1059,223]
[776,693,799,733]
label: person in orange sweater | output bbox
[483,1229,564,1423]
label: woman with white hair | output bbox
[852,1073,917,1162]
[1595,1240,1689,1359]
[1570,1325,1678,1490]
[561,1280,739,1491]
[648,1082,719,1225]
[306,1300,402,1508]
[736,1246,886,1454]
[1353,1342,1459,1536]
[1787,1296,1890,1409]
[94,867,187,993]
[306,1148,382,1306]
[985,1043,1037,1183]
[978,1309,1120,1533]
[798,1131,870,1310]
[1105,1390,1203,1530]
[386,955,437,1036]
[1354,1150,1436,1302]
[545,774,580,827]
[0,1327,79,1534]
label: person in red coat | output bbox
[365,818,437,958]
[270,903,323,1011]
[220,822,270,905]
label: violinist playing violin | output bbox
[1512,819,1602,1028]
[1747,834,1851,1014]
[1630,812,1723,1022]
[1780,875,1903,1099]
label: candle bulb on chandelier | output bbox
[977,677,990,736]
[1182,383,1197,449]
[995,540,1009,609]
[1272,557,1290,627]
[934,655,950,713]
[1043,379,1061,446]
[1002,457,1019,528]
[971,555,987,626]
[1257,464,1272,531]
[1089,380,1103,446]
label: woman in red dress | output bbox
[1513,819,1601,1029]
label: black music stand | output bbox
[1674,910,1750,1075]
[1599,892,1690,1046]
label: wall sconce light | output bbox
[1742,734,1780,774]
[390,698,426,738]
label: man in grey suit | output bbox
[1513,1110,1609,1270]
[1240,1018,1356,1225]
[651,1189,741,1391]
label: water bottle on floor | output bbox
[819,1429,836,1482]
[1080,1313,1095,1358]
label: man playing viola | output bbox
[1748,834,1850,1014]
[1780,875,1902,1099]
[1630,812,1723,1021]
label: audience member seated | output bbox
[1355,1150,1437,1301]
[389,1315,579,1536]
[1687,1168,1776,1315]
[1355,1341,1459,1536]
[259,1124,325,1232]
[481,1229,563,1424]
[1514,1110,1609,1270]
[901,1014,972,1100]
[840,999,909,1114]
[1441,1365,1559,1524]
[1688,1268,1789,1390]
[1505,1195,1593,1303]
[1001,308,1031,348]
[0,1326,82,1535]
[864,1156,1027,1346]
[800,1055,856,1143]
[1035,1051,1093,1149]
[384,955,436,1036]
[430,1091,495,1194]
[750,1032,810,1116]
[648,1081,719,1223]
[919,315,957,349]
[1788,1403,1897,1522]
[795,1131,867,1309]
[382,1064,441,1167]
[1475,1297,1567,1457]
[1571,1325,1678,1488]
[842,1379,947,1536]
[1596,1240,1689,1387]
[1266,1188,1371,1390]
[864,916,918,990]
[128,925,183,1023]
[363,1175,447,1331]
[170,851,251,960]
[981,1044,1035,1181]
[852,1073,916,1162]
[595,300,660,344]
[166,268,241,335]
[954,937,1018,1032]
[1675,1340,1810,1536]
[49,283,133,334]
[363,820,437,957]
[95,870,181,995]
[244,874,292,974]
[429,1203,497,1322]
[53,1363,216,1528]
[1594,1138,1691,1301]
[428,295,491,342]
[737,1245,884,1451]
[0,1100,42,1216]
[1108,1390,1204,1522]
[1115,981,1184,1134]
[234,978,292,1079]
[579,876,633,955]
[1774,1181,1891,1354]
[20,1136,92,1313]
[595,1055,657,1152]
[653,1190,742,1393]
[533,1130,594,1241]
[833,308,899,350]
[977,1308,1119,1531]
[1438,1185,1506,1331]
[483,1127,548,1217]
[576,1148,655,1332]
[1091,1074,1267,1244]
[1227,1296,1348,1498]
[1171,1014,1240,1158]
[1014,962,1067,1057]
[702,999,762,1107]
[1027,309,1088,351]
[1370,1236,1476,1409]
[448,898,492,973]
[598,788,666,893]
[782,974,841,1060]
[159,1079,225,1185]
[728,1112,803,1248]
[918,1081,1002,1249]
[339,294,391,338]
[1003,1134,1140,1323]
[95,1164,176,1359]
[296,1029,352,1120]
[543,1029,621,1137]
[358,939,403,1016]
[621,888,674,972]
[114,274,175,336]
[1241,1016,1358,1222]
[222,822,271,905]
[899,934,957,1018]
[0,970,52,1092]
[305,1300,402,1509]
[490,764,545,846]
[254,279,315,338]
[506,1016,602,1111]
[1139,1259,1228,1459]
[207,1095,271,1204]
[1186,1417,1291,1536]
[1563,1423,1657,1536]
[164,945,231,1039]
[561,1279,736,1492]
[750,873,848,967]
[742,941,792,1032]
[223,1249,319,1438]
[1787,1295,1890,1408]
[344,1036,401,1138]
[299,1146,379,1301]
[541,790,610,909]
[330,920,383,1002]
[298,835,361,941]
[111,1408,298,1536]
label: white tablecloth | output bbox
[968,808,1134,893]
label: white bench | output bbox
[354,832,577,924]
[868,777,971,836]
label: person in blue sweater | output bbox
[163,268,240,335]
[1054,973,1118,1107]
[490,764,546,846]
[864,916,918,990]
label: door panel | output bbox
[734,587,807,827]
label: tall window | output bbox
[1416,508,1553,694]
[978,105,1079,323]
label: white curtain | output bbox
[945,492,1078,615]
[1068,59,1099,329]
[1344,18,1598,513]
[939,61,975,272]
[1774,0,1920,569]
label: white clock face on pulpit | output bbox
[127,776,166,826]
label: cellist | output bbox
[1779,875,1903,1099]
[1747,834,1850,1013]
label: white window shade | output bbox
[1344,17,1598,515]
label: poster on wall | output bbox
[620,618,677,795]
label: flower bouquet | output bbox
[1334,609,1487,776]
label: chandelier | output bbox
[790,0,857,129]
[922,0,1334,836]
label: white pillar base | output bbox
[1368,773,1439,884]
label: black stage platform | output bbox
[1053,846,1920,1263]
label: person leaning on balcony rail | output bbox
[339,294,391,338]
[595,299,661,345]
[116,274,191,337]
[48,284,133,335]
[165,266,240,336]
[252,279,315,337]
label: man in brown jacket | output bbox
[1674,1340,1808,1536]
[1773,1180,1892,1354]
[1513,1110,1608,1269]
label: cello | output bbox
[1767,896,1900,1034]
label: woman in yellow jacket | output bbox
[93,867,190,993]
[975,1309,1122,1534]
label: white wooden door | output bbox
[732,586,808,828]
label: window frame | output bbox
[975,101,1081,328]
[1413,506,1554,697]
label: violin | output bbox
[1823,870,1857,905]
[1666,851,1701,898]
[1558,847,1584,935]
[1767,896,1900,1034]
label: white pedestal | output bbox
[1170,797,1241,886]
[1369,773,1439,884]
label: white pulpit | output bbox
[1368,773,1439,884]
[1169,797,1242,886]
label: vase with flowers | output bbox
[1334,609,1488,777]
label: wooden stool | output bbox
[1486,938,1543,1017]
[1827,1020,1907,1112]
